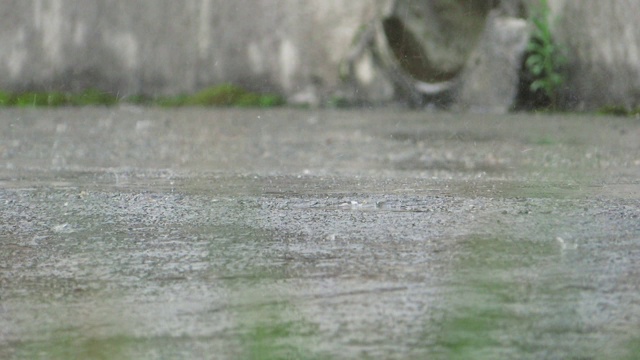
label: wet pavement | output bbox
[1,108,640,359]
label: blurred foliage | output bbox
[521,0,566,110]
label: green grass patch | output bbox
[14,92,50,107]
[12,92,69,107]
[0,84,285,108]
[0,89,118,107]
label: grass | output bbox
[0,84,285,108]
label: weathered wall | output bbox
[0,0,380,100]
[454,13,529,113]
[552,0,640,110]
[1,0,639,110]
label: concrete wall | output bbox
[1,0,639,110]
[0,0,379,99]
[553,0,640,110]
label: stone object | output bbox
[454,12,530,113]
[342,0,491,107]
[552,0,640,110]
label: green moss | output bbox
[183,84,284,107]
[1,89,118,107]
[235,93,262,107]
[0,91,15,105]
[46,92,69,106]
[327,96,351,108]
[597,105,640,117]
[258,94,285,107]
[69,89,118,106]
[15,92,51,107]
[122,94,152,105]
[154,94,188,107]
[185,84,248,106]
[0,84,285,108]
[155,84,284,108]
[18,92,69,106]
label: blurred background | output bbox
[1,0,639,112]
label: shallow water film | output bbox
[1,108,639,359]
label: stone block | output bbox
[454,12,529,113]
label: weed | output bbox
[522,0,566,109]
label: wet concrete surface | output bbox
[1,108,640,359]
